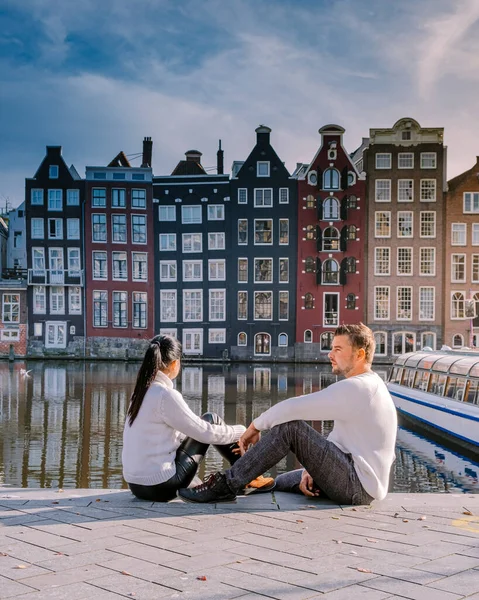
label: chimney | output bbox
[185,150,202,164]
[255,125,271,145]
[141,137,153,168]
[217,140,224,175]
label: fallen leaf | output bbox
[332,516,340,520]
[351,508,357,511]
[0,553,8,557]
[121,571,131,576]
[95,499,102,502]
[356,568,372,573]
[418,516,426,521]
[197,575,207,581]
[52,501,59,505]
[57,489,64,493]
[366,538,377,543]
[296,520,304,523]
[463,510,473,516]
[403,519,409,523]
[14,565,27,569]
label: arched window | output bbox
[238,332,247,346]
[452,292,465,319]
[421,332,436,350]
[323,198,339,220]
[306,194,315,208]
[320,332,334,352]
[322,227,340,251]
[304,330,312,343]
[474,292,479,327]
[345,257,356,273]
[305,256,315,273]
[453,334,464,348]
[323,168,340,190]
[322,259,339,284]
[347,293,356,309]
[374,332,387,356]
[393,331,415,355]
[306,225,316,240]
[278,333,288,347]
[254,333,271,355]
[348,225,357,240]
[304,293,314,309]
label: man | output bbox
[179,323,397,505]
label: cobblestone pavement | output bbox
[0,488,478,599]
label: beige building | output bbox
[362,118,447,359]
[444,158,479,350]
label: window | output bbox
[255,219,273,244]
[323,259,339,284]
[464,192,479,214]
[393,332,416,354]
[304,330,312,343]
[421,153,437,168]
[159,260,176,282]
[305,256,315,273]
[472,255,479,283]
[238,189,247,204]
[159,206,176,221]
[419,287,435,320]
[93,172,106,180]
[278,333,288,347]
[257,161,270,177]
[32,248,45,275]
[324,293,339,326]
[132,173,145,181]
[33,322,42,337]
[374,332,387,356]
[92,214,107,242]
[50,286,65,314]
[397,287,412,320]
[93,251,107,279]
[398,153,414,169]
[68,248,81,276]
[254,259,273,283]
[375,180,391,202]
[421,179,436,202]
[49,165,59,179]
[183,329,203,354]
[184,290,202,321]
[398,180,413,202]
[183,260,203,281]
[132,189,146,209]
[93,291,108,327]
[451,292,465,319]
[159,233,176,251]
[45,321,66,348]
[67,189,79,205]
[33,286,46,314]
[398,212,413,237]
[375,212,391,238]
[92,189,106,207]
[31,189,44,205]
[112,252,127,280]
[182,206,202,224]
[397,247,413,275]
[279,291,289,320]
[49,248,64,282]
[375,247,390,275]
[209,259,225,281]
[31,218,44,239]
[323,227,340,251]
[132,215,147,243]
[133,292,147,328]
[453,333,464,348]
[209,329,226,344]
[347,293,356,309]
[132,253,147,281]
[279,188,289,204]
[69,287,82,315]
[238,291,247,320]
[402,131,412,141]
[254,189,273,207]
[323,198,339,219]
[209,290,226,321]
[451,254,466,282]
[420,248,436,276]
[113,291,127,328]
[451,223,466,245]
[375,153,391,169]
[48,218,63,240]
[208,232,225,250]
[238,332,247,346]
[323,168,340,190]
[48,189,62,211]
[254,292,272,320]
[254,333,271,356]
[279,219,289,244]
[2,294,20,323]
[473,224,479,245]
[421,332,436,350]
[238,258,248,282]
[420,212,436,238]
[238,219,248,245]
[161,290,177,322]
[319,331,333,352]
[348,196,357,210]
[305,225,316,241]
[67,218,80,240]
[208,205,224,220]
[111,188,126,208]
[279,258,289,283]
[374,286,390,320]
[306,195,315,209]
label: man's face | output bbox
[328,335,357,377]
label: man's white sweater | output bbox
[122,371,245,485]
[253,371,397,501]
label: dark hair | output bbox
[334,323,375,364]
[127,334,182,426]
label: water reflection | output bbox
[1,361,478,493]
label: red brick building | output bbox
[294,125,366,359]
[0,280,27,358]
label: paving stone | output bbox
[18,564,113,589]
[14,581,122,600]
[351,560,444,585]
[0,574,38,598]
[360,575,464,600]
[163,550,248,573]
[0,554,52,580]
[108,541,187,564]
[51,535,129,556]
[86,572,177,598]
[0,540,59,563]
[415,553,479,576]
[406,540,478,560]
[317,584,391,599]
[426,567,479,595]
[97,554,182,579]
[35,549,120,572]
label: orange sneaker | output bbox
[243,475,275,495]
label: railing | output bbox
[27,269,84,286]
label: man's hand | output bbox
[299,470,321,497]
[238,423,261,455]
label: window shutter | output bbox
[341,167,349,190]
[340,226,348,252]
[316,257,322,285]
[316,168,322,188]
[317,196,323,220]
[340,197,348,221]
[340,258,347,285]
[316,226,322,252]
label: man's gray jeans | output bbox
[226,420,374,505]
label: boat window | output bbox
[469,363,479,378]
[404,353,430,368]
[431,356,462,373]
[413,370,430,391]
[445,377,467,402]
[402,368,415,388]
[449,358,478,376]
[417,355,443,370]
[465,380,479,405]
[429,373,447,396]
[389,367,402,383]
[394,352,416,366]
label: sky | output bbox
[1,0,479,208]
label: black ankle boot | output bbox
[178,473,236,503]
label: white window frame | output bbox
[183,260,203,282]
[48,218,63,240]
[279,290,289,321]
[160,328,177,338]
[49,286,65,315]
[420,179,436,202]
[208,328,226,344]
[254,258,273,284]
[419,247,436,276]
[451,254,466,283]
[279,188,289,204]
[238,258,248,283]
[208,259,226,281]
[397,247,413,276]
[419,286,435,321]
[45,321,67,349]
[207,205,225,220]
[33,286,46,314]
[67,218,80,240]
[374,286,390,321]
[48,190,62,211]
[208,232,225,250]
[159,233,176,251]
[112,290,128,328]
[67,248,81,276]
[67,189,79,206]
[375,211,391,238]
[279,258,289,283]
[451,291,466,320]
[31,189,44,205]
[472,254,479,283]
[91,188,106,207]
[31,218,44,239]
[257,161,270,177]
[420,152,437,169]
[375,153,391,169]
[160,290,177,322]
[254,291,273,321]
[132,292,148,329]
[397,211,413,238]
[183,289,203,322]
[238,291,248,320]
[159,206,176,221]
[304,329,313,343]
[182,329,204,355]
[93,290,108,328]
[92,213,107,243]
[451,223,466,246]
[393,331,416,355]
[112,251,128,281]
[112,214,127,243]
[131,189,147,209]
[374,332,387,356]
[237,332,247,346]
[159,260,177,282]
[182,205,202,224]
[2,293,20,323]
[238,188,247,204]
[69,286,82,315]
[131,214,147,244]
[132,252,148,282]
[375,179,391,202]
[209,289,226,321]
[111,188,126,208]
[464,192,479,214]
[254,219,273,245]
[398,153,414,169]
[421,332,436,350]
[254,188,273,208]
[396,286,413,321]
[472,223,479,246]
[278,333,288,347]
[374,247,391,276]
[420,211,436,238]
[182,233,203,253]
[92,251,108,280]
[323,292,340,328]
[398,179,414,203]
[279,219,289,245]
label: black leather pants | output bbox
[128,412,240,502]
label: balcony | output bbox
[28,269,84,286]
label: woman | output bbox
[122,334,272,501]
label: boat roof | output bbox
[393,351,479,377]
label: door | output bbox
[45,322,67,348]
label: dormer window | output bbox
[323,168,340,190]
[402,131,412,141]
[308,171,318,186]
[49,165,59,179]
[257,161,270,177]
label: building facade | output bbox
[153,147,231,357]
[229,126,297,360]
[25,146,85,355]
[362,118,446,359]
[84,139,155,358]
[5,202,27,275]
[444,157,479,349]
[294,125,366,359]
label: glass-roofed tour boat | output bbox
[388,350,479,455]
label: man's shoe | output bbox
[178,472,236,503]
[242,475,275,495]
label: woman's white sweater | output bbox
[122,371,245,485]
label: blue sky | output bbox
[1,0,479,208]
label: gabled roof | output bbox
[171,161,206,176]
[108,152,131,168]
[448,157,479,190]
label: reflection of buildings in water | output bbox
[277,374,288,393]
[303,376,313,395]
[253,368,271,392]
[181,367,203,415]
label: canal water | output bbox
[0,361,478,494]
